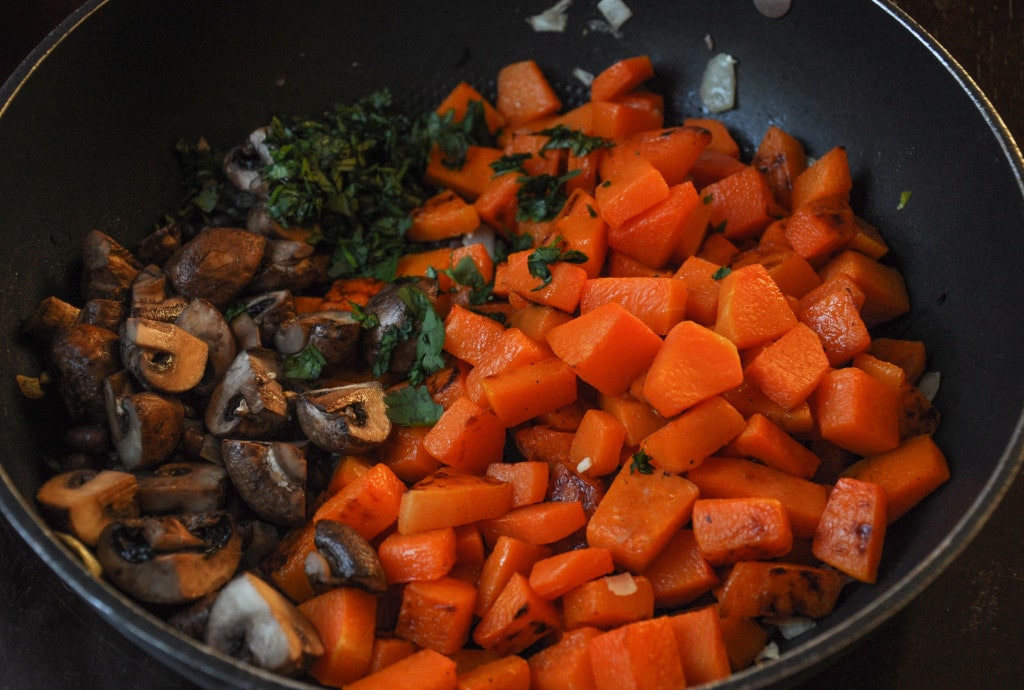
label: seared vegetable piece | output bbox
[221,439,308,526]
[204,348,288,438]
[136,462,230,514]
[80,230,142,303]
[305,520,388,594]
[205,571,324,676]
[164,227,266,308]
[174,298,238,395]
[96,512,242,605]
[120,317,209,393]
[295,382,391,455]
[105,388,185,470]
[50,323,121,423]
[36,469,139,546]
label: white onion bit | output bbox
[704,33,715,51]
[573,67,595,87]
[606,572,638,596]
[699,53,737,113]
[527,0,573,32]
[754,0,793,19]
[918,371,941,402]
[598,0,633,30]
[576,456,594,474]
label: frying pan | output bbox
[1,1,1022,688]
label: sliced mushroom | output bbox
[304,520,387,594]
[136,220,182,266]
[229,311,263,349]
[164,227,266,309]
[77,298,127,332]
[221,439,307,526]
[80,230,143,303]
[238,291,296,345]
[237,519,280,571]
[22,295,81,343]
[50,323,121,423]
[360,278,447,377]
[131,264,168,310]
[204,348,288,438]
[274,310,361,371]
[105,386,185,470]
[223,142,268,196]
[96,512,242,605]
[136,462,230,514]
[175,298,238,395]
[295,382,391,454]
[120,317,209,393]
[35,469,139,546]
[205,571,324,676]
[248,240,327,294]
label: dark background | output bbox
[1,1,1021,689]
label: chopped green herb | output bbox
[516,171,580,222]
[384,385,444,426]
[711,266,732,281]
[171,138,250,230]
[396,283,446,387]
[586,204,598,218]
[630,449,654,475]
[281,343,327,380]
[703,193,714,205]
[427,255,493,305]
[349,302,380,329]
[426,99,495,170]
[490,152,532,176]
[897,190,912,210]
[527,236,589,289]
[222,300,248,323]
[536,124,616,157]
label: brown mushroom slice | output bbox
[50,323,121,423]
[274,310,361,371]
[248,240,327,294]
[136,462,229,514]
[175,298,237,395]
[80,229,143,303]
[131,264,169,312]
[136,220,182,267]
[229,311,263,349]
[95,512,242,605]
[164,227,266,309]
[77,298,127,332]
[221,439,307,527]
[36,469,139,546]
[295,382,391,454]
[238,290,296,345]
[120,317,209,393]
[22,295,81,342]
[204,348,289,438]
[205,571,324,677]
[106,388,185,470]
[304,520,387,594]
[223,142,267,196]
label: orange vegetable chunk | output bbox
[485,461,549,508]
[752,125,808,210]
[569,408,628,477]
[473,572,560,655]
[692,497,794,565]
[744,322,831,410]
[426,145,504,200]
[586,462,700,572]
[444,304,508,367]
[819,249,911,326]
[528,547,616,600]
[790,145,852,210]
[528,626,601,690]
[784,195,857,261]
[703,165,781,241]
[673,255,722,326]
[716,561,845,619]
[815,367,901,456]
[579,276,687,336]
[563,573,655,631]
[377,527,458,584]
[408,190,481,242]
[547,302,663,397]
[346,648,457,690]
[298,587,377,687]
[642,320,744,418]
[398,469,514,534]
[715,263,797,349]
[502,249,590,313]
[640,395,746,473]
[313,463,406,539]
[841,434,950,522]
[496,59,562,127]
[595,157,670,228]
[729,412,822,479]
[642,529,719,609]
[607,182,701,269]
[600,126,712,186]
[668,606,732,686]
[423,396,507,474]
[456,655,531,690]
[591,55,655,102]
[436,80,506,134]
[396,576,478,655]
[475,535,552,617]
[480,357,579,427]
[812,477,888,582]
[478,500,588,547]
[588,616,686,690]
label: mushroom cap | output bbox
[120,317,210,393]
[35,469,139,546]
[205,571,324,676]
[96,511,242,605]
[274,310,360,371]
[136,462,230,514]
[221,440,307,526]
[175,298,238,395]
[204,348,289,438]
[106,389,185,471]
[305,520,387,593]
[295,381,391,454]
[50,323,121,423]
[164,227,266,309]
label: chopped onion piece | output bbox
[527,0,573,33]
[704,33,715,51]
[573,67,595,87]
[918,370,941,402]
[700,53,737,113]
[606,572,638,596]
[462,225,497,260]
[754,0,793,19]
[769,616,817,640]
[755,640,781,663]
[598,0,633,30]
[576,456,594,473]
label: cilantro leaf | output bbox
[395,283,447,388]
[711,266,732,281]
[281,344,327,380]
[527,236,589,289]
[428,255,494,305]
[536,124,615,157]
[384,385,444,426]
[490,152,532,176]
[426,99,495,170]
[515,170,580,222]
[630,449,654,475]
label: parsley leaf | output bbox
[171,138,250,230]
[711,266,732,281]
[426,99,495,170]
[630,449,654,475]
[536,124,615,157]
[395,283,446,388]
[527,236,589,289]
[490,152,532,176]
[897,190,912,210]
[516,170,581,222]
[281,344,327,380]
[384,385,444,426]
[428,255,494,305]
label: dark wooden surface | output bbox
[1,2,1021,689]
